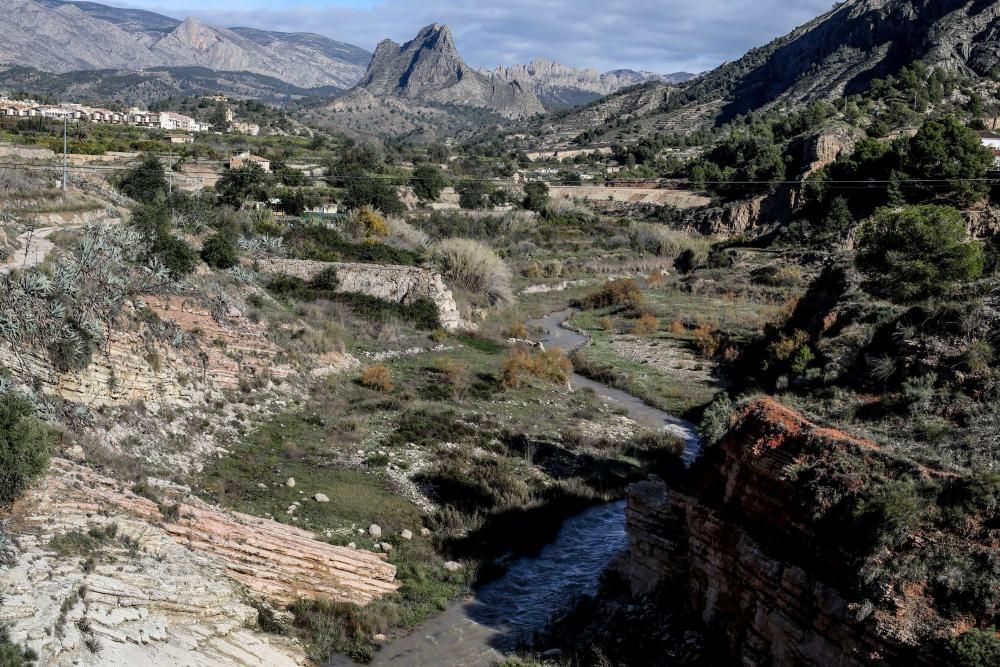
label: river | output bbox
[329,310,701,666]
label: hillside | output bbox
[533,0,1000,146]
[0,0,370,89]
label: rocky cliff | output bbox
[355,24,544,119]
[0,0,369,89]
[256,259,472,331]
[625,398,952,666]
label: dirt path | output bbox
[1,227,57,274]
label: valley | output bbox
[0,0,999,666]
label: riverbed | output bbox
[329,311,701,666]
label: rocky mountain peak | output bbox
[170,16,222,51]
[357,23,543,118]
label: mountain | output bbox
[534,0,1000,145]
[356,24,544,119]
[0,0,370,89]
[489,58,691,109]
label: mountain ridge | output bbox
[1,0,370,89]
[487,58,693,109]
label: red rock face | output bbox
[626,398,941,667]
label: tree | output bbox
[342,177,404,216]
[117,154,168,204]
[0,393,55,507]
[325,143,384,187]
[201,233,240,269]
[814,196,855,245]
[130,201,198,277]
[903,116,993,206]
[215,162,273,209]
[457,181,494,209]
[209,101,230,133]
[855,205,984,303]
[522,181,550,213]
[411,164,447,201]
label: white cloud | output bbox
[122,0,836,73]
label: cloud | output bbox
[121,0,836,73]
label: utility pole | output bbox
[62,114,68,192]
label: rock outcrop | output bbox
[354,24,544,119]
[625,398,941,667]
[1,459,398,665]
[256,259,471,331]
[0,294,302,408]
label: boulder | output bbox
[314,494,330,503]
[368,524,382,538]
[400,529,413,540]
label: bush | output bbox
[699,394,734,447]
[201,234,240,269]
[116,154,167,204]
[580,279,644,311]
[429,238,513,305]
[154,233,199,278]
[310,267,340,292]
[501,347,573,389]
[0,624,37,666]
[385,216,430,251]
[361,366,393,393]
[350,206,389,240]
[633,313,659,335]
[949,628,1000,667]
[0,393,55,507]
[856,206,984,303]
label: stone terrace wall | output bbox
[257,258,469,331]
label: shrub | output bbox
[692,322,721,358]
[633,313,659,336]
[310,267,340,292]
[385,216,430,251]
[0,624,37,666]
[699,393,735,447]
[116,154,167,204]
[0,393,55,507]
[580,279,644,311]
[429,238,513,305]
[949,628,1000,667]
[361,365,393,393]
[154,233,199,278]
[856,206,984,303]
[501,347,572,389]
[350,205,390,240]
[201,234,239,269]
[962,340,994,374]
[507,322,529,339]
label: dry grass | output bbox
[668,319,686,335]
[692,322,721,358]
[581,279,644,311]
[360,365,394,392]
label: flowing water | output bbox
[329,311,701,666]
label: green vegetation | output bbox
[950,628,1000,667]
[855,205,984,303]
[0,625,36,666]
[0,393,55,506]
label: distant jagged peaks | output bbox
[358,23,545,119]
[489,57,694,109]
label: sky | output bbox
[118,0,837,74]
